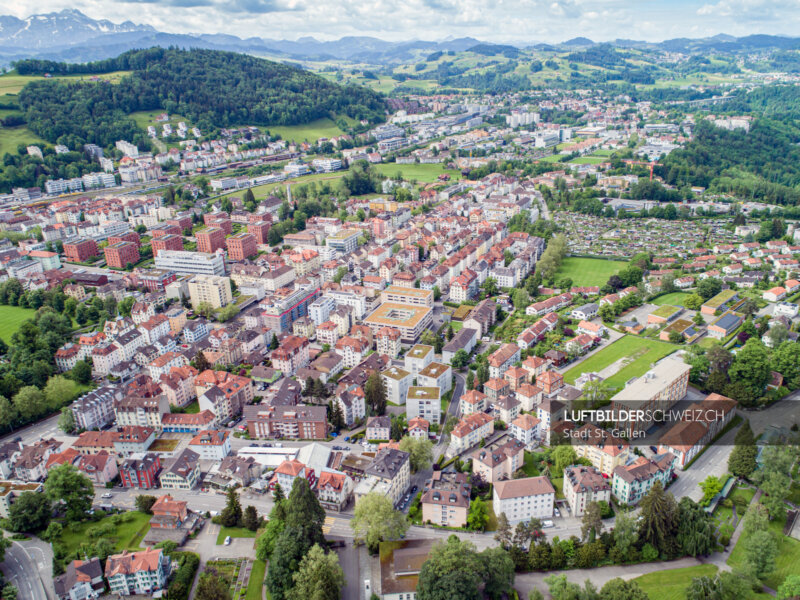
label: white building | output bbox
[382,366,412,406]
[493,477,555,525]
[406,386,441,425]
[405,344,434,377]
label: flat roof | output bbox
[703,289,738,308]
[407,344,434,359]
[327,228,361,240]
[651,305,681,318]
[408,386,440,400]
[365,303,432,329]
[382,366,411,381]
[419,362,450,378]
[610,356,690,405]
[383,286,433,300]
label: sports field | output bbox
[0,305,37,341]
[563,335,679,389]
[555,257,626,287]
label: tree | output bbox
[728,420,757,479]
[481,546,515,599]
[416,535,485,600]
[494,512,512,548]
[696,277,722,300]
[552,445,577,475]
[220,488,243,527]
[44,464,93,522]
[255,503,285,561]
[329,402,345,433]
[512,289,530,311]
[287,544,345,600]
[364,371,387,416]
[638,481,678,556]
[135,494,158,514]
[351,492,408,552]
[42,521,62,542]
[773,341,800,388]
[44,375,74,411]
[0,535,10,564]
[482,277,499,298]
[777,574,800,600]
[195,572,231,600]
[544,574,587,600]
[12,386,46,421]
[613,510,638,556]
[752,446,794,519]
[194,350,211,373]
[467,496,489,531]
[727,338,771,404]
[466,371,475,390]
[599,578,649,600]
[57,408,75,434]
[744,529,778,579]
[242,506,259,531]
[70,360,92,385]
[699,475,724,507]
[451,349,470,369]
[676,497,716,557]
[8,491,51,532]
[398,436,433,472]
[581,501,604,541]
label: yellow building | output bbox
[188,275,233,309]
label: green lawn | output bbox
[539,153,568,163]
[128,110,192,131]
[0,126,49,156]
[652,292,692,307]
[0,70,130,95]
[555,257,626,287]
[631,564,719,600]
[373,162,455,183]
[218,170,346,200]
[728,510,800,590]
[246,560,266,600]
[264,117,347,143]
[216,526,258,545]
[0,305,38,341]
[522,451,543,477]
[569,156,607,164]
[563,335,679,389]
[58,512,151,565]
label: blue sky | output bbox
[10,0,800,42]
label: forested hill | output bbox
[15,47,387,148]
[660,118,800,206]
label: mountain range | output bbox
[1,9,800,67]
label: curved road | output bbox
[1,542,49,600]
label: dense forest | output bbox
[16,48,387,149]
[661,118,800,205]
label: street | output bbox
[0,542,49,600]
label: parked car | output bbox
[224,536,232,545]
[101,492,113,499]
[554,508,561,517]
[543,520,555,528]
[649,446,659,454]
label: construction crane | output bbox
[622,159,663,181]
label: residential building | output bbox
[405,344,434,376]
[510,413,541,450]
[245,404,328,439]
[376,327,402,359]
[493,477,555,525]
[442,327,478,364]
[488,343,521,379]
[420,471,471,528]
[70,386,122,431]
[187,275,233,309]
[572,423,631,476]
[196,227,226,254]
[564,465,610,517]
[366,415,392,441]
[612,453,676,505]
[119,453,162,489]
[406,386,441,424]
[611,357,691,435]
[0,481,43,519]
[104,241,139,269]
[54,557,104,600]
[383,366,412,406]
[226,232,257,261]
[447,413,494,456]
[316,471,354,512]
[460,389,487,415]
[356,448,410,505]
[105,548,171,596]
[154,250,226,276]
[270,335,310,376]
[472,438,525,483]
[159,449,201,490]
[417,362,452,394]
[188,430,231,460]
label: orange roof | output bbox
[275,459,305,476]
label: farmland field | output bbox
[562,335,679,389]
[0,305,38,341]
[555,257,626,287]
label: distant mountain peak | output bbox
[562,37,595,47]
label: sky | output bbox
[7,0,800,44]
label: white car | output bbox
[542,520,555,528]
[101,492,113,499]
[224,536,232,545]
[554,508,561,517]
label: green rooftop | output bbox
[703,289,738,309]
